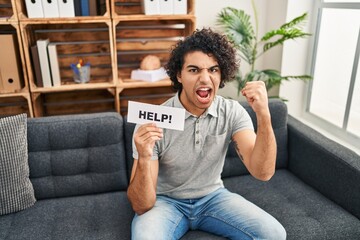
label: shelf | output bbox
[0,88,29,97]
[119,78,172,89]
[113,14,196,22]
[18,16,111,24]
[30,82,115,93]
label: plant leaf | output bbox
[261,12,311,53]
[280,13,308,29]
[217,7,256,64]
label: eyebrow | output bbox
[185,65,220,69]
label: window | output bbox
[307,0,360,148]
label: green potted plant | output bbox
[217,2,312,96]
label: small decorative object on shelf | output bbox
[71,59,91,84]
[131,55,168,82]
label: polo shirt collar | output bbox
[173,92,218,119]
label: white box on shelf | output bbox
[25,0,44,18]
[141,0,160,15]
[173,0,187,14]
[159,0,173,15]
[58,0,75,17]
[131,67,168,82]
[41,0,60,18]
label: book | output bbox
[0,34,23,93]
[30,45,43,87]
[47,43,61,87]
[36,39,52,87]
[80,0,90,16]
[97,0,106,15]
[89,0,98,16]
[74,1,81,16]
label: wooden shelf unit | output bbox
[0,0,33,117]
[0,0,195,117]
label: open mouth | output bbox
[196,87,212,103]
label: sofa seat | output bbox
[223,169,360,240]
[0,192,133,240]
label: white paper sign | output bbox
[127,101,185,131]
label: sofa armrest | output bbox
[287,116,360,219]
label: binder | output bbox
[0,34,23,93]
[47,43,61,87]
[141,0,160,15]
[159,0,173,15]
[173,0,187,14]
[41,0,60,18]
[97,0,106,15]
[74,1,82,16]
[58,0,75,17]
[89,0,98,16]
[30,45,43,87]
[25,0,44,18]
[80,0,90,16]
[37,39,53,88]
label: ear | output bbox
[177,72,182,83]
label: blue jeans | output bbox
[131,188,286,240]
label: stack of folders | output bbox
[25,0,106,18]
[30,39,61,88]
[142,0,187,15]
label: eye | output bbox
[188,68,199,73]
[209,67,220,73]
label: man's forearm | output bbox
[250,113,277,181]
[127,159,156,215]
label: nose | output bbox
[199,68,211,83]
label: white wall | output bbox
[279,0,315,117]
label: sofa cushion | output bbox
[223,169,360,240]
[27,113,128,199]
[0,192,133,240]
[288,116,360,219]
[222,99,288,178]
[0,114,36,215]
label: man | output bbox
[127,28,286,240]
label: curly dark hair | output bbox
[165,28,239,91]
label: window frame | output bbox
[305,0,360,149]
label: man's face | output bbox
[177,51,221,116]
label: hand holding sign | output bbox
[127,101,185,131]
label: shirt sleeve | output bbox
[231,101,254,137]
[132,124,159,160]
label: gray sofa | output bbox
[1,100,359,240]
